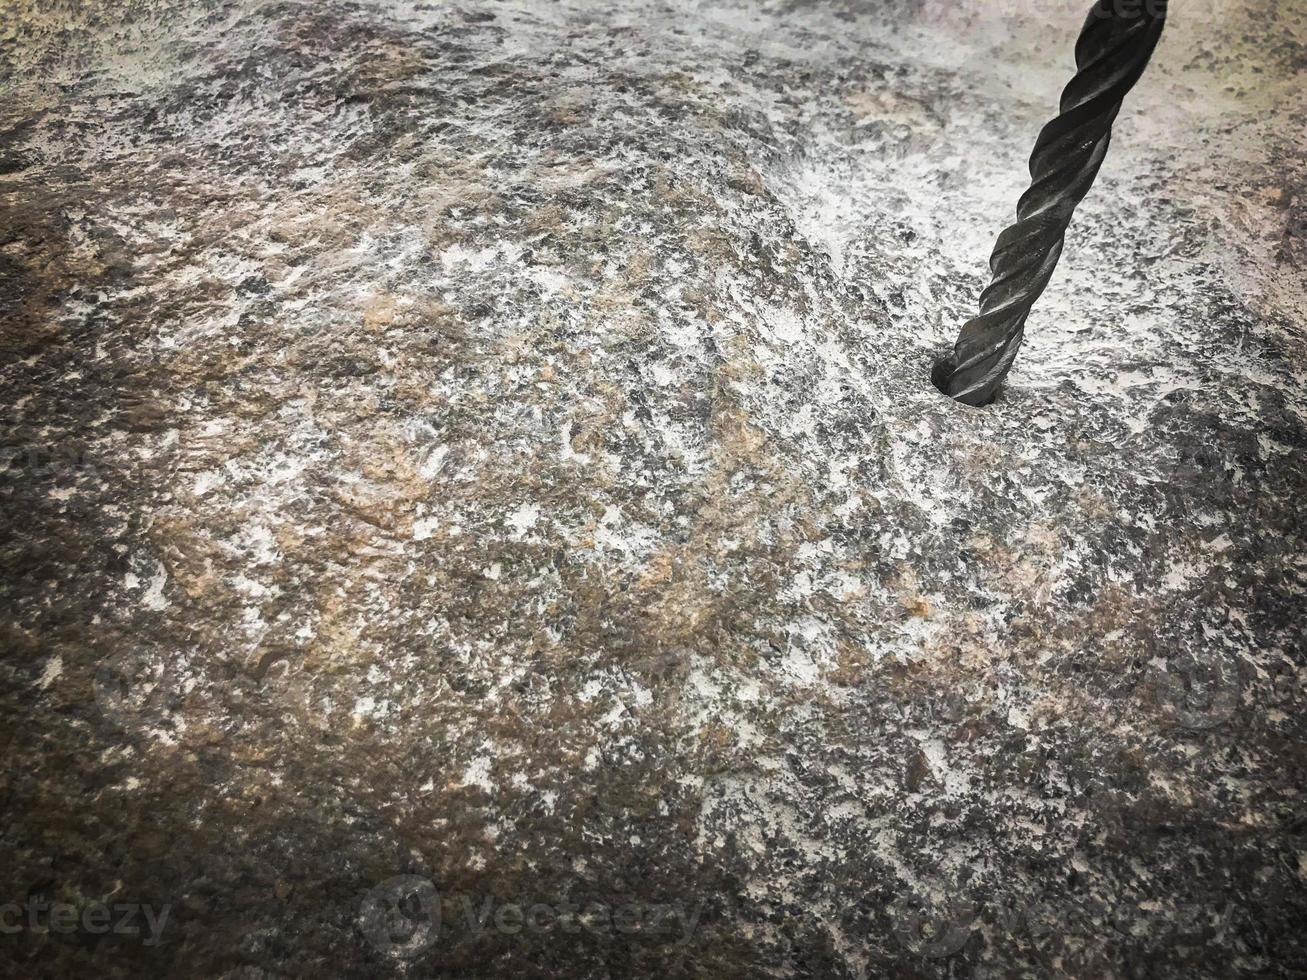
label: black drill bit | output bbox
[932,1,1167,406]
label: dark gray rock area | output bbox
[2,0,1304,976]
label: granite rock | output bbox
[2,0,1305,976]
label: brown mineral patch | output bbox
[901,595,931,618]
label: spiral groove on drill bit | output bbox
[933,2,1167,406]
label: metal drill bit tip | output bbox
[933,2,1167,408]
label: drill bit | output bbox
[933,1,1168,406]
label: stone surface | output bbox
[2,0,1305,976]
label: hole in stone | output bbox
[930,357,998,407]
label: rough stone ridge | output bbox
[1,1,1304,977]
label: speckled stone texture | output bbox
[2,0,1305,977]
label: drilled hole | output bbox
[930,357,999,407]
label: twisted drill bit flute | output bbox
[932,1,1167,406]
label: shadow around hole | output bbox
[929,356,1000,408]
